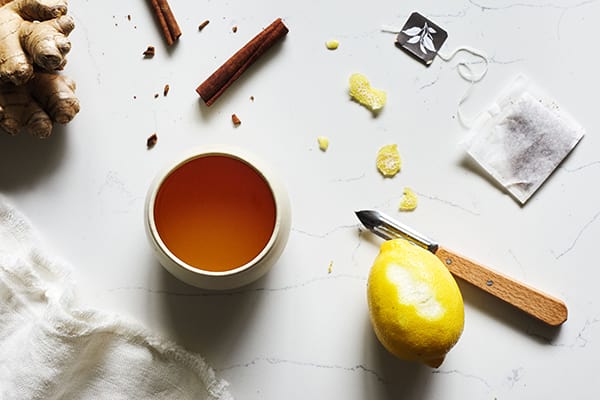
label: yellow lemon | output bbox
[367,238,464,367]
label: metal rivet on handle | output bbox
[445,258,452,265]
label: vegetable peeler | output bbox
[355,209,568,326]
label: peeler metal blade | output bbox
[355,210,439,253]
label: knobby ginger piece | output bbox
[0,72,79,138]
[349,73,386,112]
[0,0,79,138]
[0,0,73,85]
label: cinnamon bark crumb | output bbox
[198,20,209,31]
[143,46,155,58]
[147,133,158,149]
[231,114,241,126]
[250,96,254,101]
[232,26,237,33]
[163,84,170,96]
[154,93,159,98]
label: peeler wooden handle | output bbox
[435,246,568,326]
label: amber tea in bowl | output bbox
[145,146,291,290]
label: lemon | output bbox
[367,239,464,367]
[349,73,387,112]
[376,144,401,177]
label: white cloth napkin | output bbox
[0,197,232,400]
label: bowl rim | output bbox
[145,145,284,278]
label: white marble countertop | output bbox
[1,0,599,398]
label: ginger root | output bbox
[0,0,79,138]
[0,72,78,137]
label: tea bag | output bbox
[382,12,489,126]
[466,75,585,204]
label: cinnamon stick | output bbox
[149,0,182,46]
[196,18,289,106]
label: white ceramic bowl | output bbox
[145,146,291,290]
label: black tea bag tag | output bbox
[395,12,448,66]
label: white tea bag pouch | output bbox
[466,75,585,204]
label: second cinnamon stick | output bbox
[149,0,181,46]
[196,18,289,106]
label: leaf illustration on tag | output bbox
[402,27,422,36]
[403,22,437,55]
[407,35,420,44]
[422,35,435,52]
[395,12,448,66]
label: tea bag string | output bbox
[436,46,488,83]
[437,46,488,127]
[381,25,489,127]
